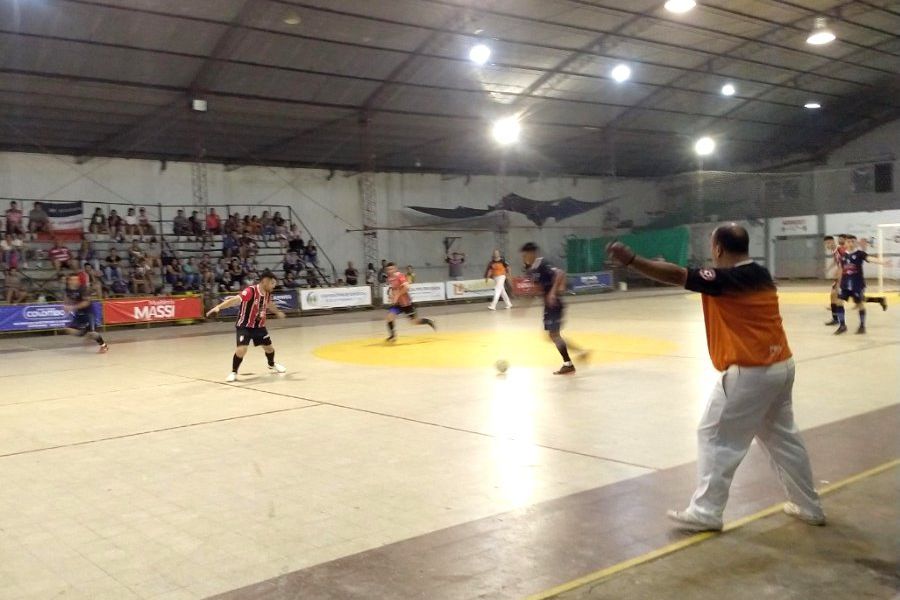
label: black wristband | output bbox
[624,252,636,266]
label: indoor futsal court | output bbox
[1,0,899,599]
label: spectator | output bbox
[165,258,183,289]
[283,250,300,276]
[303,242,318,266]
[172,209,191,236]
[238,232,258,260]
[366,262,377,285]
[128,240,145,266]
[105,247,124,282]
[1,233,15,266]
[283,271,300,289]
[78,239,100,272]
[206,208,221,235]
[11,234,27,268]
[345,261,359,286]
[131,259,152,295]
[107,209,124,240]
[335,278,346,286]
[160,240,176,267]
[182,257,200,290]
[28,202,51,234]
[261,211,275,240]
[248,215,262,237]
[123,207,139,238]
[48,239,72,271]
[214,257,228,291]
[5,201,24,235]
[188,210,204,239]
[378,259,388,283]
[145,238,162,269]
[304,267,319,288]
[446,251,466,280]
[137,207,155,236]
[4,266,27,303]
[272,211,286,235]
[405,265,416,283]
[223,213,240,235]
[228,258,244,291]
[222,231,239,258]
[89,207,107,234]
[199,254,215,290]
[287,224,304,254]
[83,263,103,298]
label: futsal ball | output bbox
[495,359,509,374]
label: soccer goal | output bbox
[875,223,900,294]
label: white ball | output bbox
[495,359,509,374]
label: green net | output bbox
[566,226,690,272]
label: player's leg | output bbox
[260,333,286,374]
[385,308,399,341]
[409,306,435,330]
[855,294,867,334]
[834,290,848,334]
[864,295,887,311]
[488,276,500,310]
[754,361,825,525]
[825,284,840,325]
[498,275,512,308]
[229,330,251,381]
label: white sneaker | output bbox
[487,305,496,311]
[783,503,826,526]
[226,371,237,383]
[505,304,512,309]
[268,363,287,374]
[666,509,722,532]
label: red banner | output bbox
[103,296,203,325]
[510,277,542,296]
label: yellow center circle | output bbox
[313,330,678,368]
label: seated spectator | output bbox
[48,239,72,271]
[241,215,253,237]
[1,233,15,266]
[5,201,24,235]
[131,259,153,295]
[222,232,239,258]
[248,215,262,237]
[145,238,162,269]
[283,272,300,289]
[238,232,258,260]
[123,207,139,238]
[28,202,51,234]
[272,211,287,236]
[108,209,124,240]
[160,240,176,267]
[228,258,244,291]
[304,268,319,288]
[198,254,215,290]
[89,207,107,234]
[303,242,319,266]
[223,213,240,235]
[366,262,376,285]
[405,265,416,283]
[128,240,145,266]
[105,247,124,282]
[83,263,104,299]
[287,224,304,254]
[137,207,155,236]
[260,211,275,239]
[188,210,203,238]
[77,239,100,272]
[206,208,221,235]
[182,257,200,290]
[345,261,359,285]
[283,250,300,276]
[4,266,28,303]
[214,258,228,291]
[165,258,183,288]
[172,209,191,236]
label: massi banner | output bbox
[103,296,203,325]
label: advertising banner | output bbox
[445,279,495,300]
[44,201,84,238]
[300,286,372,310]
[103,296,203,325]
[510,277,541,296]
[381,282,446,304]
[568,271,613,292]
[770,215,818,236]
[0,302,102,332]
[217,290,298,317]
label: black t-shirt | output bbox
[684,262,776,296]
[345,268,359,285]
[526,257,562,306]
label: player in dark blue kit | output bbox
[520,242,586,375]
[834,235,886,335]
[62,274,108,352]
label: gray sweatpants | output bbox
[688,358,824,524]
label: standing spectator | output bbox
[405,265,416,283]
[182,257,200,290]
[366,262,377,285]
[28,202,51,234]
[188,210,204,239]
[48,240,72,271]
[222,231,239,258]
[345,261,359,286]
[89,207,107,234]
[123,207,139,238]
[108,209,124,240]
[172,210,191,236]
[445,251,466,280]
[206,208,221,235]
[378,259,388,284]
[4,266,28,303]
[303,242,318,266]
[5,201,24,235]
[105,247,124,283]
[137,207,155,236]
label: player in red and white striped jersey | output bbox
[206,270,287,382]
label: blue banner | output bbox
[216,290,299,317]
[0,302,103,332]
[567,271,613,293]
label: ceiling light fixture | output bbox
[492,116,521,146]
[664,0,696,14]
[804,101,822,109]
[806,17,836,45]
[694,136,715,156]
[721,83,736,96]
[283,13,301,26]
[611,64,631,83]
[469,44,491,66]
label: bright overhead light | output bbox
[611,64,631,83]
[694,136,715,156]
[664,0,696,13]
[721,83,736,96]
[806,17,836,45]
[492,116,521,146]
[804,101,822,109]
[283,13,301,26]
[468,44,491,65]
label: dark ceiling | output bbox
[1,0,899,177]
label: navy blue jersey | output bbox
[841,250,869,280]
[65,285,89,305]
[526,257,563,307]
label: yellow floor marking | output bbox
[525,458,900,600]
[313,330,679,368]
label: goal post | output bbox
[875,223,900,295]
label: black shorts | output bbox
[543,304,564,332]
[236,327,272,347]
[838,277,865,302]
[388,304,417,318]
[68,311,95,336]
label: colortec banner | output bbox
[103,296,203,325]
[300,286,372,310]
[44,201,84,235]
[568,271,613,292]
[0,302,102,332]
[381,282,446,304]
[217,290,298,317]
[445,279,494,299]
